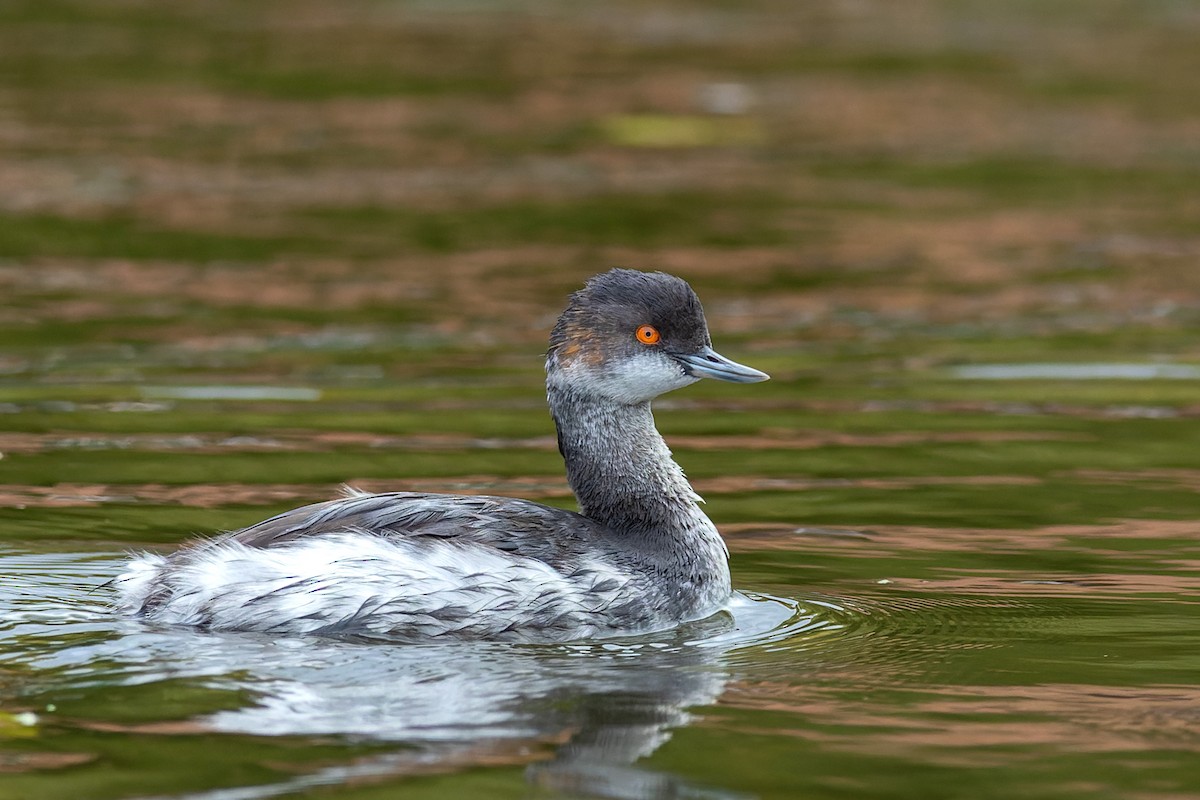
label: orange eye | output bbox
[636,325,661,345]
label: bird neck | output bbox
[546,377,732,615]
[547,384,709,541]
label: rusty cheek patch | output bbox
[554,327,606,368]
[557,342,582,365]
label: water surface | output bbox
[2,353,1199,799]
[4,1,1200,797]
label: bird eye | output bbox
[635,325,661,345]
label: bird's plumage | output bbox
[115,269,766,641]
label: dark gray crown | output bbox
[550,269,710,356]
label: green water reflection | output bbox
[4,0,1200,798]
[3,329,1198,800]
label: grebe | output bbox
[115,269,769,641]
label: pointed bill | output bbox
[675,346,770,383]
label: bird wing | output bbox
[221,489,602,567]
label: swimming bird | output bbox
[115,269,769,641]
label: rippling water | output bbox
[5,0,1200,794]
[4,506,1199,800]
[3,336,1200,799]
[1,548,830,799]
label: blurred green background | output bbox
[3,0,1198,364]
[3,4,1200,800]
[3,0,1200,532]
